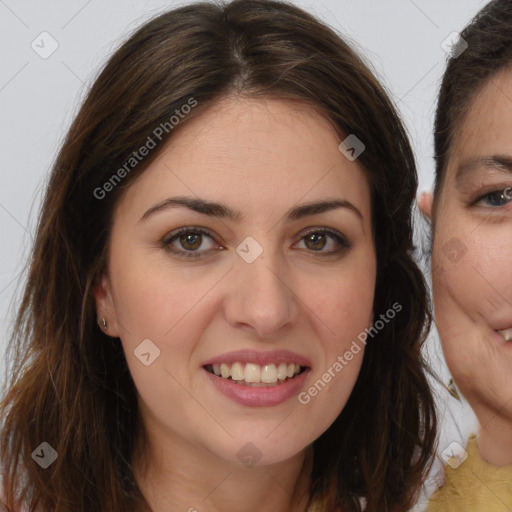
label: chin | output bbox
[206,432,307,468]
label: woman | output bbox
[419,0,512,509]
[0,1,436,510]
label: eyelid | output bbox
[161,226,217,244]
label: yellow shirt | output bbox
[427,435,512,512]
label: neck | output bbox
[132,427,312,512]
[476,408,512,466]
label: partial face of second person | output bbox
[95,97,376,470]
[423,68,512,464]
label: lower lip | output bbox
[203,368,309,407]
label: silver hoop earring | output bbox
[102,317,108,331]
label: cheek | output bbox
[111,268,216,433]
[433,226,512,319]
[473,237,512,306]
[432,241,484,364]
[432,218,512,388]
[107,250,227,399]
[298,265,374,411]
[301,257,375,337]
[316,279,374,338]
[111,248,225,337]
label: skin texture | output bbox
[419,69,512,467]
[94,97,376,512]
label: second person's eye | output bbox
[476,186,512,207]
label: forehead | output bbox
[118,96,372,221]
[449,68,512,170]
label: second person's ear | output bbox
[418,191,433,220]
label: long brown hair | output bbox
[0,1,436,510]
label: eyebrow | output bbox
[139,195,363,223]
[456,155,512,185]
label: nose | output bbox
[223,250,300,339]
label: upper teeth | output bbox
[498,328,512,342]
[210,362,302,383]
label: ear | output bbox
[93,273,121,337]
[418,191,433,221]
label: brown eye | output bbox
[161,227,218,258]
[296,228,350,255]
[179,232,203,251]
[304,232,327,251]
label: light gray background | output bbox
[0,0,483,506]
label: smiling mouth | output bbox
[204,362,307,386]
[498,328,512,342]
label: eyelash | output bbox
[160,226,350,259]
[474,186,512,208]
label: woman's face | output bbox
[95,97,376,468]
[430,69,512,421]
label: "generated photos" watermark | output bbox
[298,302,402,404]
[93,97,197,200]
